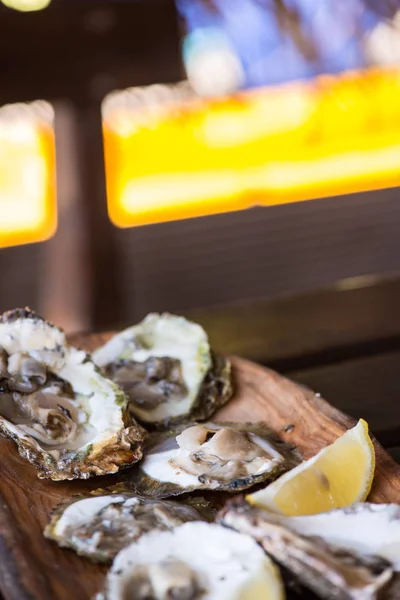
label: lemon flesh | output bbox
[247,419,375,516]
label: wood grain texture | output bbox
[0,332,399,600]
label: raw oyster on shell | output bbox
[97,521,285,600]
[219,502,400,600]
[129,422,300,498]
[0,308,145,480]
[45,492,215,562]
[92,313,232,428]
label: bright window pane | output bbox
[103,68,400,228]
[0,101,57,248]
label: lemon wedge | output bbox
[247,419,375,516]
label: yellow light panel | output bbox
[103,68,400,228]
[0,101,57,249]
[1,0,51,12]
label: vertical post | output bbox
[38,101,91,333]
[72,97,122,331]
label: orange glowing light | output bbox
[103,68,400,228]
[0,101,57,249]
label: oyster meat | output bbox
[0,308,145,480]
[92,313,232,428]
[219,502,400,600]
[130,422,299,498]
[45,493,215,562]
[97,521,285,600]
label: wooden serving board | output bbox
[0,332,400,600]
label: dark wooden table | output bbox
[1,275,400,600]
[1,333,400,600]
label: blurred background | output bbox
[0,0,399,331]
[0,0,399,327]
[2,0,400,455]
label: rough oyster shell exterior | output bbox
[126,421,300,499]
[45,491,216,563]
[219,501,399,600]
[0,308,146,480]
[92,313,233,429]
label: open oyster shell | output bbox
[97,522,285,600]
[0,308,145,480]
[92,313,233,429]
[219,502,400,600]
[127,422,300,498]
[45,492,216,563]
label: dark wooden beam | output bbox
[181,275,400,367]
[71,98,121,329]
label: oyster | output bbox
[219,502,400,600]
[92,313,232,428]
[97,521,285,600]
[129,422,299,498]
[45,492,215,562]
[0,308,145,480]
